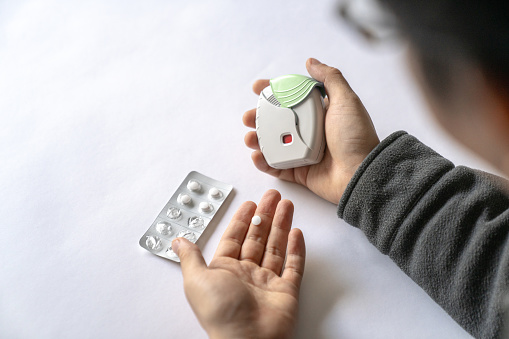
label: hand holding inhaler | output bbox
[244,58,380,204]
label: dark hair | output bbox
[379,0,509,98]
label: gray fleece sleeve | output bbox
[337,131,509,339]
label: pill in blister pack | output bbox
[139,171,233,262]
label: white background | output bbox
[1,0,496,338]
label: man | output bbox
[171,0,509,337]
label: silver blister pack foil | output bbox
[139,171,233,262]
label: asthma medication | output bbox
[139,171,233,262]
[251,215,261,226]
[256,74,326,169]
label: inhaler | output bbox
[255,74,326,169]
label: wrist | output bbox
[325,165,358,205]
[207,325,254,339]
[207,324,290,339]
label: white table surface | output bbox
[2,0,494,338]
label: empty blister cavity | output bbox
[178,193,192,205]
[177,230,197,242]
[167,207,182,220]
[166,246,178,258]
[187,180,201,192]
[188,216,205,229]
[155,221,172,235]
[146,235,162,251]
[209,187,222,200]
[199,201,213,213]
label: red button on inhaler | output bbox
[282,134,293,144]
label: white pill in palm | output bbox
[251,215,261,225]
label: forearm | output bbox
[338,131,509,339]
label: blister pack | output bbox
[139,171,233,262]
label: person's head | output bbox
[373,0,509,174]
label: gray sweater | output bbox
[337,131,509,339]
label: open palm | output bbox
[173,190,306,339]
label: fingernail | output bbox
[309,58,321,65]
[172,238,180,254]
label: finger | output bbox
[305,58,357,105]
[213,201,257,260]
[244,131,260,150]
[172,238,207,277]
[252,79,270,95]
[252,151,301,184]
[281,228,306,289]
[251,150,282,177]
[240,189,281,264]
[242,108,256,128]
[260,199,294,275]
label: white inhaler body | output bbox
[255,74,326,169]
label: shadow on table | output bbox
[295,256,347,339]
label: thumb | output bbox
[306,58,356,105]
[172,238,207,276]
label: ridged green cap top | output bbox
[270,74,325,108]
